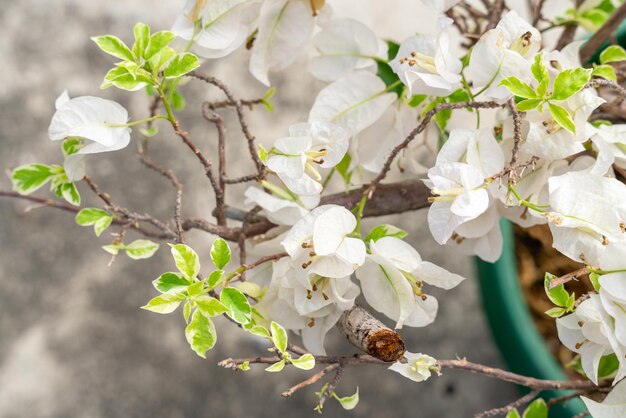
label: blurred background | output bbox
[0,0,521,416]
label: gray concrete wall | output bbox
[0,1,518,416]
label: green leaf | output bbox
[271,321,288,353]
[592,64,617,82]
[153,272,190,294]
[147,46,176,74]
[545,307,566,318]
[164,53,200,78]
[365,224,408,242]
[183,301,192,323]
[506,410,521,418]
[244,324,271,339]
[335,153,352,185]
[552,68,592,101]
[332,387,359,410]
[102,243,121,255]
[589,272,601,291]
[544,273,570,307]
[376,61,404,97]
[195,295,228,317]
[516,99,542,112]
[531,53,548,84]
[75,208,113,237]
[598,353,620,378]
[265,359,285,372]
[499,76,537,99]
[548,103,576,134]
[123,239,159,259]
[170,243,200,280]
[141,293,185,314]
[144,31,176,60]
[132,23,150,60]
[91,35,134,62]
[185,310,217,358]
[291,353,315,370]
[239,361,250,371]
[210,238,231,269]
[139,126,159,138]
[600,45,626,64]
[62,138,83,156]
[408,94,428,108]
[171,90,185,111]
[258,145,269,164]
[187,280,206,297]
[11,164,54,195]
[522,398,547,418]
[236,282,263,298]
[60,182,81,206]
[220,287,252,324]
[207,270,224,289]
[101,66,151,91]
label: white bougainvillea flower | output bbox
[390,18,462,97]
[250,0,322,86]
[523,89,605,160]
[309,71,397,136]
[355,236,465,328]
[282,205,366,280]
[49,91,131,181]
[447,201,503,262]
[590,124,626,176]
[582,377,626,416]
[244,187,318,226]
[546,171,626,265]
[466,11,541,101]
[309,18,387,82]
[388,352,438,382]
[255,257,359,354]
[426,162,490,244]
[557,294,626,385]
[265,121,349,195]
[436,128,505,177]
[172,0,260,59]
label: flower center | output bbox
[399,51,438,74]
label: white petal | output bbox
[450,189,489,217]
[313,206,357,255]
[403,294,439,327]
[414,261,465,290]
[370,237,422,272]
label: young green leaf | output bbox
[600,45,626,64]
[11,164,54,195]
[332,387,359,410]
[60,182,81,206]
[544,273,570,307]
[545,307,566,318]
[271,321,288,353]
[75,208,113,237]
[365,224,408,243]
[141,293,185,314]
[335,153,353,186]
[220,287,252,324]
[207,270,224,289]
[505,410,521,418]
[153,272,191,294]
[589,272,601,291]
[244,324,271,339]
[148,46,176,74]
[548,103,576,134]
[187,280,206,298]
[195,295,228,317]
[185,310,217,358]
[170,243,200,280]
[591,64,617,82]
[522,398,547,418]
[164,53,200,78]
[102,243,122,255]
[552,68,592,101]
[265,359,286,372]
[516,99,542,112]
[91,35,135,62]
[62,138,83,156]
[258,144,269,164]
[531,53,548,84]
[124,239,159,260]
[291,353,315,370]
[236,282,263,299]
[132,23,150,60]
[183,301,192,323]
[499,77,537,99]
[171,90,186,111]
[144,31,176,60]
[210,238,231,269]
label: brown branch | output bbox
[475,390,540,417]
[281,364,340,398]
[316,366,344,411]
[580,1,626,63]
[555,0,583,50]
[201,103,227,226]
[207,98,264,111]
[486,0,505,30]
[548,267,589,289]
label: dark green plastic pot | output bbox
[476,220,585,417]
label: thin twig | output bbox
[548,267,589,289]
[316,365,344,411]
[474,390,540,417]
[282,364,340,398]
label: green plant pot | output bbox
[476,220,586,417]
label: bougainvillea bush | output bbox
[4,0,626,416]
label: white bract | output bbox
[436,128,505,177]
[244,187,318,226]
[282,205,366,281]
[557,294,626,385]
[582,378,626,417]
[426,162,490,245]
[390,18,462,97]
[355,236,465,328]
[309,18,387,82]
[265,121,349,196]
[388,352,438,382]
[48,91,131,181]
[467,11,541,101]
[172,0,260,59]
[591,124,626,176]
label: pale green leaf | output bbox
[187,280,206,297]
[265,359,285,372]
[552,68,592,101]
[102,244,121,255]
[147,46,176,74]
[124,239,159,260]
[271,321,288,353]
[544,273,570,307]
[91,35,134,62]
[195,295,228,317]
[144,31,176,60]
[522,398,547,418]
[548,103,576,134]
[62,138,83,156]
[185,310,217,358]
[11,164,54,195]
[364,224,408,243]
[170,243,200,280]
[220,287,252,324]
[600,45,626,64]
[545,307,566,318]
[291,353,315,370]
[499,77,537,99]
[332,387,359,410]
[516,99,542,112]
[141,293,185,314]
[60,182,81,206]
[592,65,617,82]
[207,270,224,289]
[75,208,113,237]
[164,53,200,78]
[210,238,231,269]
[183,301,192,323]
[153,272,191,294]
[506,410,521,418]
[132,23,150,60]
[236,282,263,298]
[244,324,271,339]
